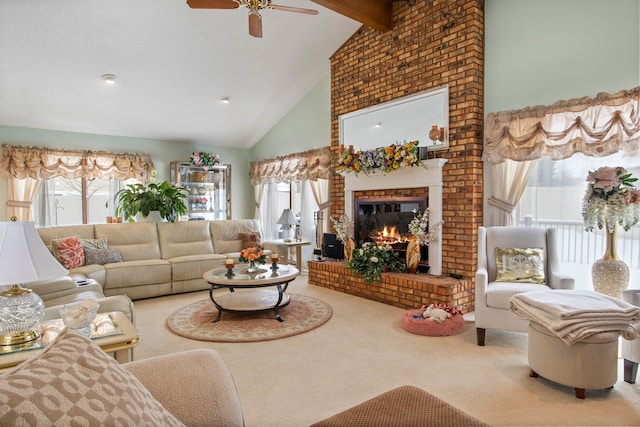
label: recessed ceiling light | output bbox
[220,96,231,104]
[101,74,118,85]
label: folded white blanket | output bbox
[509,290,640,345]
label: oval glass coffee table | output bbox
[203,264,299,322]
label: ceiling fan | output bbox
[187,0,319,38]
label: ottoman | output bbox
[310,385,490,427]
[528,322,620,399]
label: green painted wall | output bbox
[250,75,331,162]
[485,0,639,112]
[0,126,252,220]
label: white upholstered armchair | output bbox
[475,226,575,346]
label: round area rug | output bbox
[166,293,332,343]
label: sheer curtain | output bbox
[298,181,319,268]
[489,159,537,226]
[6,176,42,221]
[309,178,330,247]
[261,183,281,241]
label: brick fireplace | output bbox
[309,0,484,312]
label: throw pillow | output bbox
[51,236,85,269]
[0,329,185,426]
[239,231,262,248]
[79,237,109,251]
[85,248,123,265]
[494,247,545,284]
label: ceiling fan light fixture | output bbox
[101,74,118,85]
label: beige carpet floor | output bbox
[133,275,640,427]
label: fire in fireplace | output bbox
[354,196,427,247]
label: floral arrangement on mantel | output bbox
[335,141,421,175]
[190,152,221,170]
[330,214,354,243]
[239,247,267,264]
[347,242,406,283]
[408,209,444,245]
[582,166,640,232]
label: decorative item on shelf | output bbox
[212,171,222,185]
[330,214,354,245]
[190,197,208,211]
[582,166,639,298]
[115,170,188,222]
[190,152,220,171]
[239,246,267,274]
[335,140,421,175]
[429,125,445,143]
[197,186,206,195]
[0,221,69,348]
[347,242,406,283]
[190,172,207,182]
[277,209,297,242]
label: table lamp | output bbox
[0,221,68,348]
[277,208,297,242]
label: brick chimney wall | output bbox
[329,0,485,280]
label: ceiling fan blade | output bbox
[248,12,263,38]
[270,4,319,15]
[186,0,239,9]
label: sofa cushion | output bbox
[158,221,214,259]
[37,225,96,252]
[51,236,85,269]
[214,239,243,254]
[85,248,123,265]
[94,222,161,261]
[210,219,262,253]
[0,328,184,426]
[103,259,172,289]
[169,254,227,281]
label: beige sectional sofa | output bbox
[36,219,273,301]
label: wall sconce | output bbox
[429,125,445,143]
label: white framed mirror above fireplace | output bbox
[339,85,449,152]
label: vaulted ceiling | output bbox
[0,0,396,149]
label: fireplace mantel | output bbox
[342,158,447,275]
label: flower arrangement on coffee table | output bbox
[239,246,267,273]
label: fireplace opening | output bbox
[354,196,427,247]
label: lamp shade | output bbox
[0,221,68,286]
[276,209,297,226]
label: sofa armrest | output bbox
[124,349,244,427]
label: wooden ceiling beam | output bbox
[310,0,394,32]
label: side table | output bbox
[0,311,139,371]
[276,240,311,270]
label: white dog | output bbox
[422,304,451,323]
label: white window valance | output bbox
[484,87,640,164]
[0,144,155,181]
[249,147,332,185]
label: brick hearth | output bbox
[308,261,474,314]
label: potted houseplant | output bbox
[115,178,189,223]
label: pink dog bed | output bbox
[400,309,465,336]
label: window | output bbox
[33,177,136,226]
[518,152,640,289]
